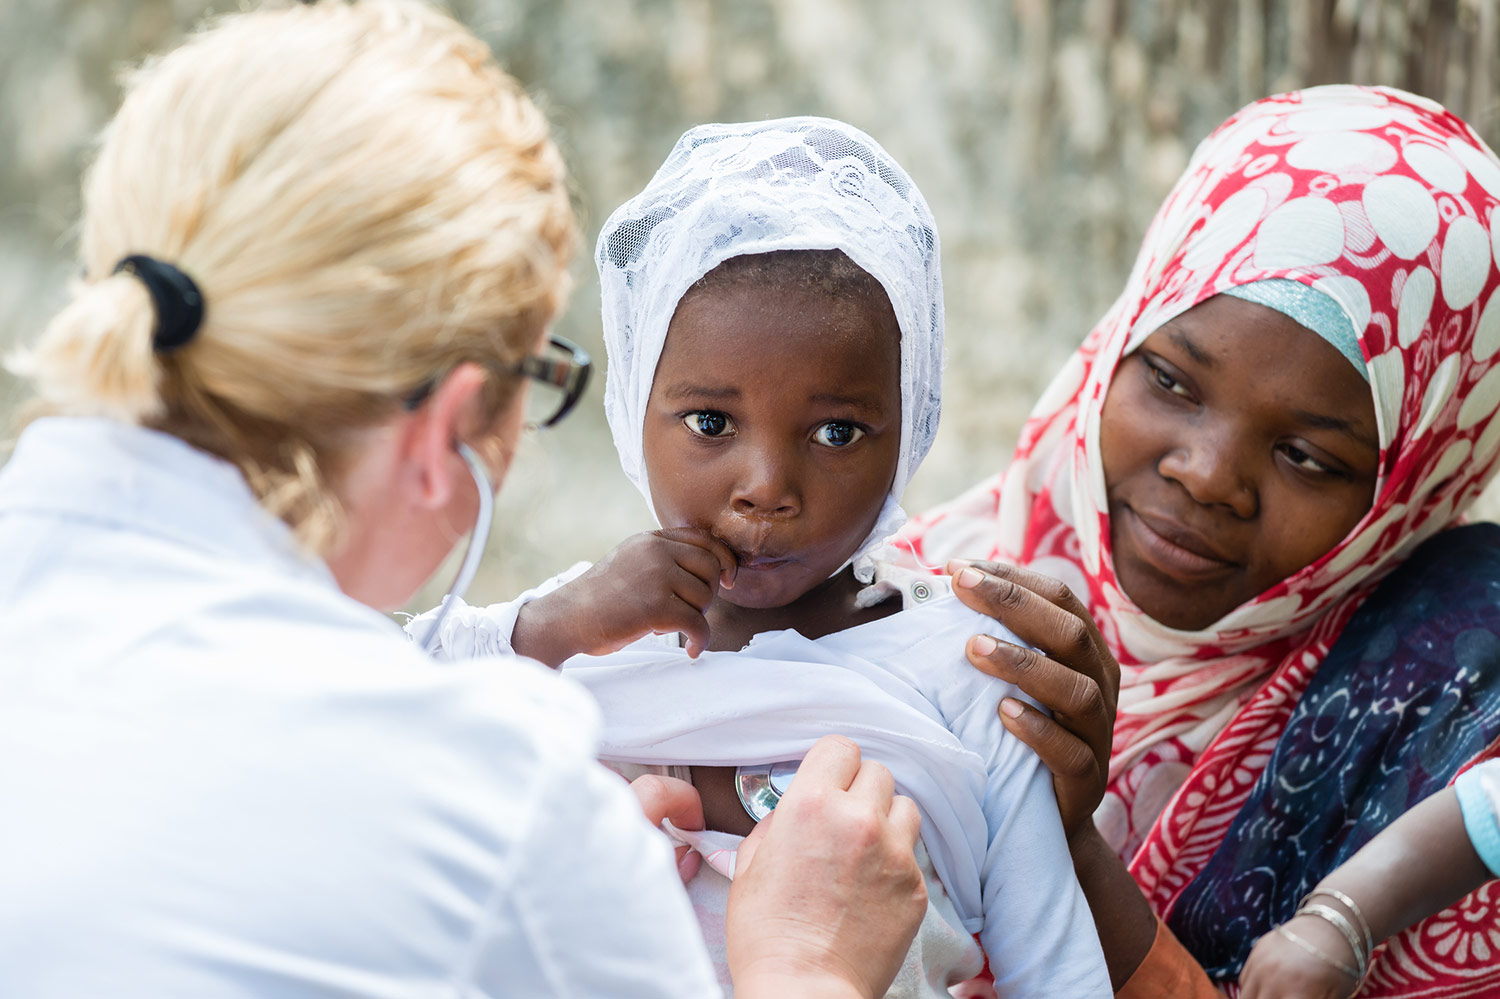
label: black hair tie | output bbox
[113,254,205,355]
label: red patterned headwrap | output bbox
[903,85,1500,993]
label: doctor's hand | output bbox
[628,773,705,884]
[511,528,737,666]
[947,558,1120,841]
[727,735,926,999]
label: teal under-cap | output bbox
[1222,279,1368,381]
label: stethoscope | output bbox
[416,442,799,821]
[735,760,799,821]
[413,442,494,656]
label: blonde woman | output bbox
[0,3,925,996]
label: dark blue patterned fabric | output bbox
[1164,523,1500,982]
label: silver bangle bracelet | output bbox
[1303,887,1376,958]
[1274,924,1362,980]
[1294,904,1369,976]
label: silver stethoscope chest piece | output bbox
[734,760,800,822]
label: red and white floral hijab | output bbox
[904,83,1500,946]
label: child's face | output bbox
[1099,293,1380,630]
[643,279,903,610]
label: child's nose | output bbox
[729,454,800,519]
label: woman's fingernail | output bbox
[956,566,984,589]
[1000,697,1024,719]
[972,634,998,656]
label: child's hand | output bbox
[1240,917,1361,999]
[512,527,738,666]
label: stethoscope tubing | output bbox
[415,442,495,655]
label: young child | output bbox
[1240,760,1500,999]
[417,117,1110,997]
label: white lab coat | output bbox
[0,417,719,998]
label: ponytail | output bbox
[8,0,576,552]
[14,273,163,424]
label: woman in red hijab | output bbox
[920,85,1500,995]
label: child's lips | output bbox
[737,553,793,571]
[709,521,789,570]
[720,542,796,572]
[718,538,792,569]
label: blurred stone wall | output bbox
[3,0,1497,608]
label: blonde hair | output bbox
[10,0,576,552]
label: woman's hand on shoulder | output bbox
[1240,919,1361,999]
[727,735,927,999]
[946,558,1120,840]
[512,528,737,666]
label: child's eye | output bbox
[683,411,736,438]
[813,421,864,447]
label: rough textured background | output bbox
[2,0,1497,608]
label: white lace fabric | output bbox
[596,117,945,577]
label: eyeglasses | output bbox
[403,335,592,429]
[517,335,592,428]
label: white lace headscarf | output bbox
[597,116,944,579]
